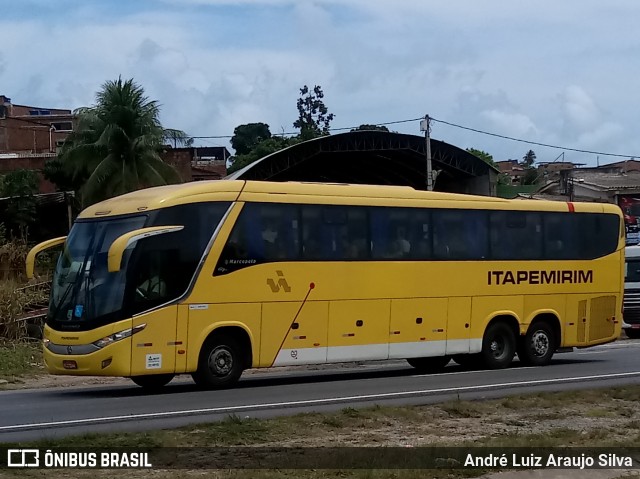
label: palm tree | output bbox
[59,77,182,206]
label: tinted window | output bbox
[371,207,431,260]
[216,203,300,274]
[433,210,488,260]
[215,202,619,274]
[311,205,369,260]
[543,213,619,260]
[127,202,229,314]
[490,211,543,260]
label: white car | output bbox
[623,245,640,338]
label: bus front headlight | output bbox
[93,323,146,349]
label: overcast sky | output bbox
[1,0,639,166]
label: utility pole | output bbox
[420,115,433,191]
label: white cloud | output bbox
[0,0,639,165]
[561,85,600,131]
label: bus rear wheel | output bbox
[131,374,174,390]
[406,356,450,373]
[192,335,244,389]
[481,322,515,369]
[518,322,556,366]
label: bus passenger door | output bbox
[389,298,448,359]
[327,299,389,362]
[445,297,472,355]
[130,306,178,376]
[261,301,329,366]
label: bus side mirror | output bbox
[107,226,184,273]
[26,236,67,279]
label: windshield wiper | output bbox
[50,239,96,322]
[49,282,74,321]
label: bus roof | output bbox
[78,180,623,219]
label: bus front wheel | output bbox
[518,322,556,366]
[131,374,174,389]
[192,335,244,389]
[406,356,450,373]
[481,322,515,369]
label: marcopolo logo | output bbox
[7,449,40,468]
[267,270,291,293]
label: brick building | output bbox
[161,146,228,182]
[0,95,74,154]
[0,95,228,193]
[0,95,75,193]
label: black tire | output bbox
[130,374,174,389]
[481,322,516,369]
[406,356,450,373]
[192,335,244,389]
[452,353,482,369]
[517,321,556,366]
[625,329,640,339]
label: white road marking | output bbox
[2,371,640,432]
[411,366,538,378]
[574,350,612,355]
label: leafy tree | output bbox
[466,148,496,167]
[351,124,389,132]
[466,148,513,185]
[520,150,538,185]
[0,169,39,237]
[231,123,272,155]
[521,149,536,168]
[163,129,194,148]
[521,168,539,185]
[228,136,300,174]
[293,85,335,140]
[43,157,81,193]
[56,77,181,207]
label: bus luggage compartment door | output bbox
[262,301,328,367]
[389,298,448,359]
[327,299,389,362]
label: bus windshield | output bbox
[48,202,231,331]
[50,216,146,327]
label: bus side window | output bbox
[544,213,573,259]
[433,210,487,260]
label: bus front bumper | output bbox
[43,337,132,376]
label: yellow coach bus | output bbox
[26,180,624,389]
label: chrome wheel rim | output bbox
[490,336,506,359]
[208,346,233,376]
[531,331,550,357]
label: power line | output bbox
[430,116,638,159]
[168,114,640,161]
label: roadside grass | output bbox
[2,386,640,479]
[0,340,43,382]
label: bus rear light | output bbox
[63,360,77,370]
[93,323,147,349]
